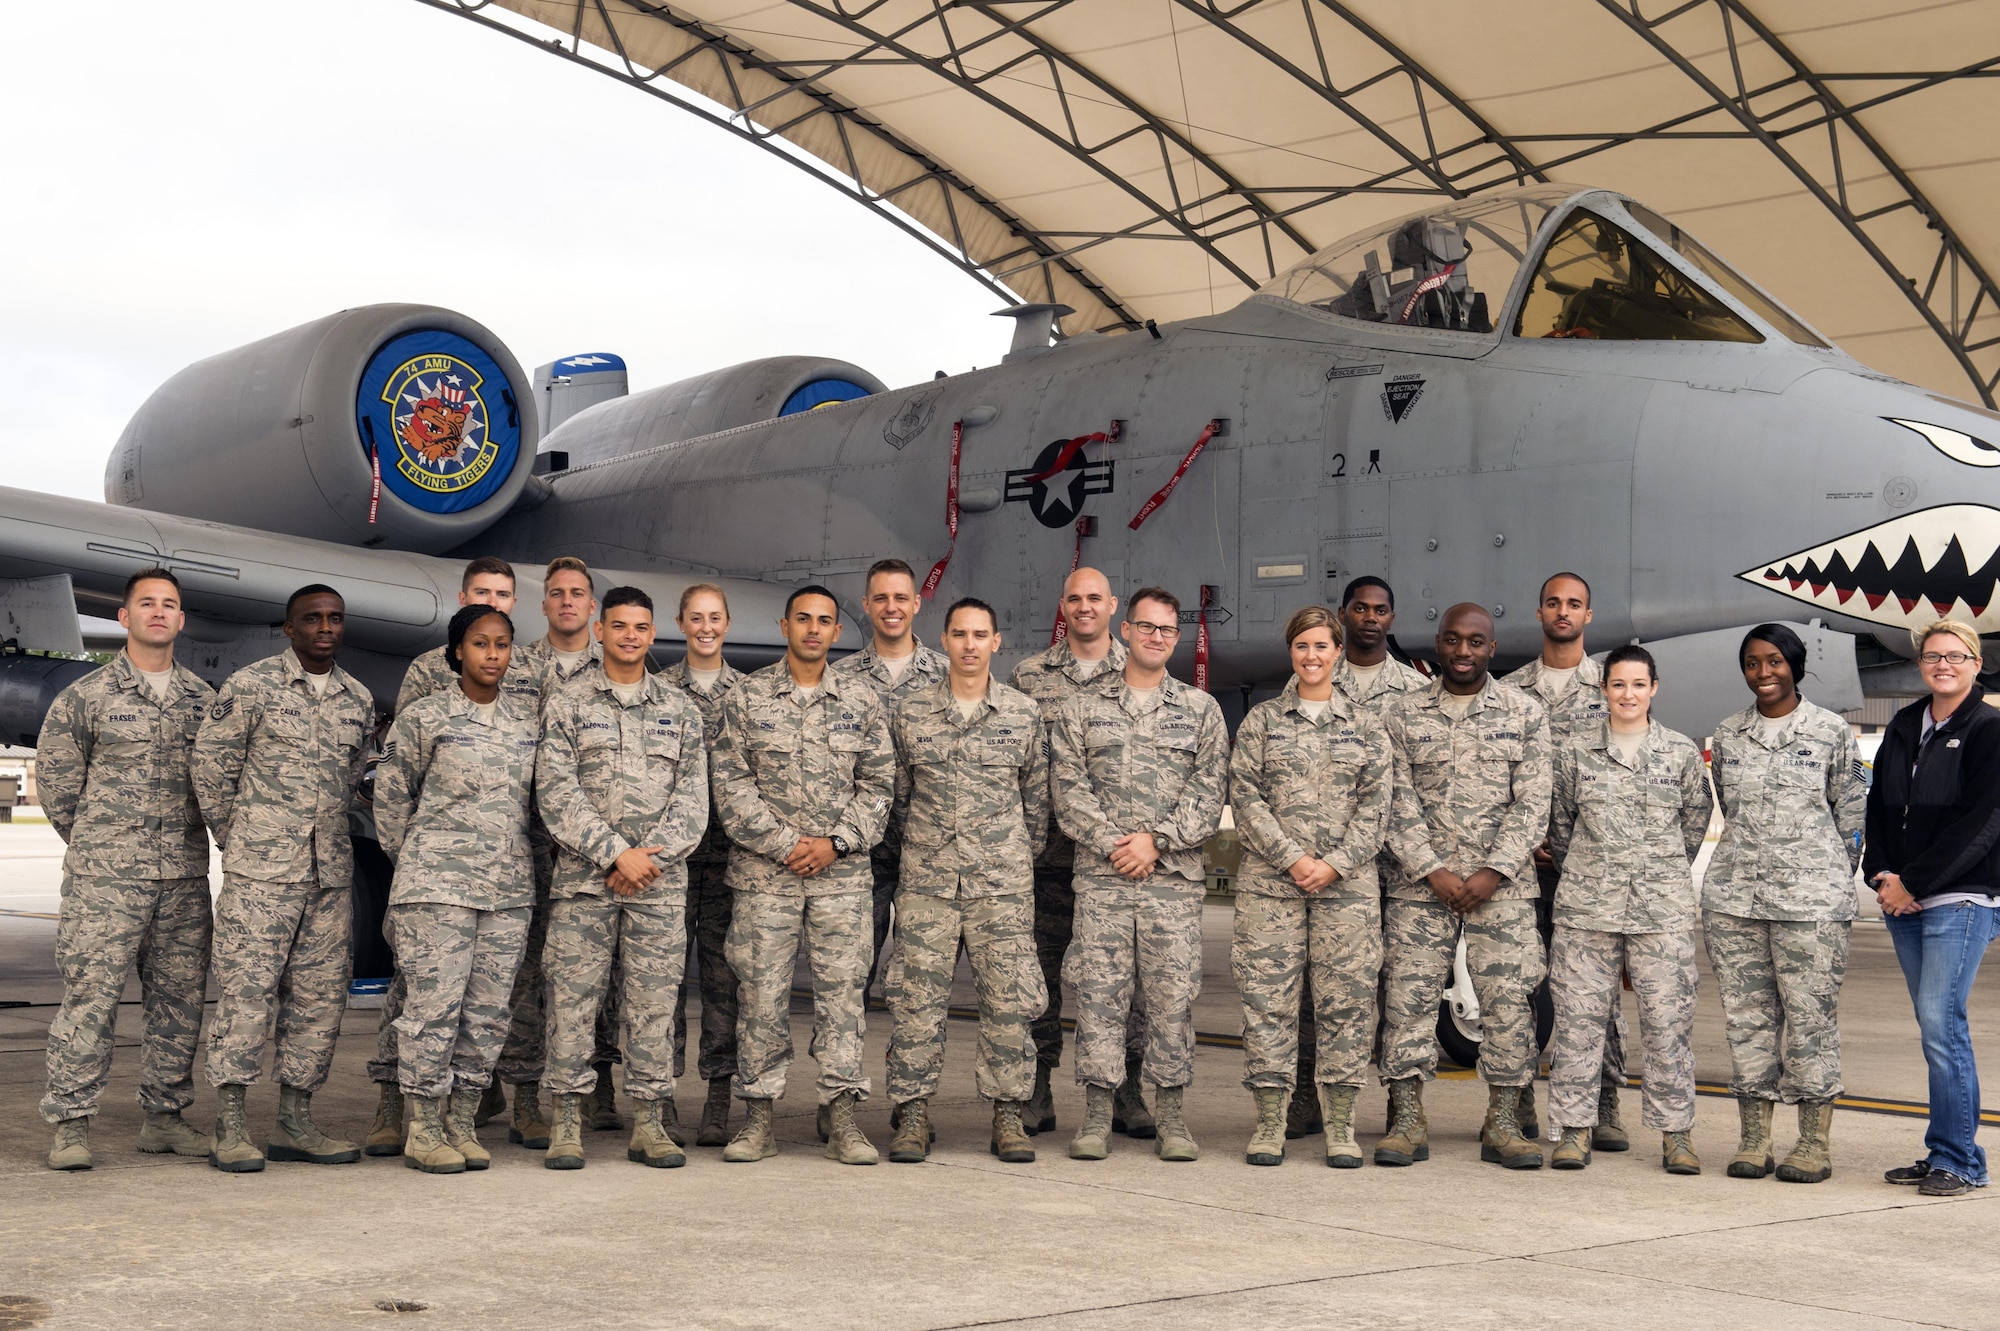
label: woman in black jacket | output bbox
[1863,619,2000,1197]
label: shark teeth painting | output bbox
[1741,504,2000,634]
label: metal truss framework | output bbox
[432,0,2000,402]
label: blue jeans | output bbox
[1884,902,2000,1183]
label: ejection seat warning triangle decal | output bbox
[1381,376,1425,423]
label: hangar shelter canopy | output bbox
[428,0,2000,406]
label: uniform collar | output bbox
[665,656,740,692]
[590,665,664,705]
[531,636,601,677]
[281,647,348,697]
[1332,652,1420,700]
[1521,652,1602,695]
[441,683,519,726]
[852,639,945,682]
[913,674,1001,722]
[1592,716,1664,768]
[109,650,195,701]
[1724,700,1810,750]
[1423,675,1496,717]
[1117,670,1183,717]
[774,662,847,703]
[1047,635,1125,682]
[1279,674,1353,723]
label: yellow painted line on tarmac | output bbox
[0,908,58,920]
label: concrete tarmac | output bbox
[3,821,1997,1331]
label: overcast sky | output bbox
[0,0,1005,502]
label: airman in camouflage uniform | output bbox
[660,650,746,1144]
[1050,611,1228,1162]
[1010,626,1150,1132]
[832,606,950,987]
[1545,716,1712,1164]
[884,665,1050,1160]
[196,602,373,1171]
[1507,643,1627,1138]
[1705,690,1865,1181]
[537,658,709,1167]
[711,606,895,1164]
[37,643,215,1166]
[1229,675,1391,1164]
[1379,638,1551,1168]
[375,674,540,1171]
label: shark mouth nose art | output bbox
[1741,504,2000,634]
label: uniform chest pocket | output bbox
[826,728,871,755]
[1404,734,1452,769]
[265,707,315,744]
[1772,746,1828,790]
[980,736,1029,768]
[644,724,683,764]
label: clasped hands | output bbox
[1426,865,1503,914]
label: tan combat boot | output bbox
[1069,1084,1115,1160]
[364,1083,405,1157]
[888,1098,931,1163]
[1727,1097,1775,1178]
[270,1085,359,1164]
[136,1109,210,1157]
[1112,1059,1156,1139]
[991,1101,1035,1163]
[442,1090,492,1170]
[1321,1084,1364,1170]
[824,1089,879,1166]
[628,1098,687,1168]
[1662,1129,1702,1175]
[208,1084,265,1173]
[1551,1125,1592,1170]
[474,1078,506,1128]
[545,1093,586,1170]
[404,1095,466,1174]
[1024,1060,1056,1135]
[1516,1080,1541,1140]
[1154,1086,1199,1162]
[722,1097,777,1163]
[1479,1085,1544,1170]
[1776,1101,1833,1184]
[586,1062,623,1130]
[47,1117,92,1171]
[509,1081,552,1149]
[1593,1083,1631,1152]
[1374,1078,1428,1166]
[659,1095,686,1148]
[696,1077,732,1148]
[1245,1087,1286,1166]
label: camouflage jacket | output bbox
[1704,699,1866,921]
[710,662,895,896]
[36,652,214,879]
[1548,720,1714,933]
[537,669,709,901]
[890,677,1049,898]
[1329,652,1430,718]
[195,650,373,886]
[1503,654,1609,748]
[1050,671,1229,890]
[395,635,600,717]
[1008,636,1127,870]
[660,657,746,864]
[832,638,949,855]
[1384,678,1551,901]
[375,688,539,910]
[1228,678,1392,900]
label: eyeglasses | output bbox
[1920,651,1977,666]
[1127,620,1180,640]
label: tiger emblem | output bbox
[401,395,469,464]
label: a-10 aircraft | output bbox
[2,184,1993,743]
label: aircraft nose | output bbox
[1745,372,2000,636]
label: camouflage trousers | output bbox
[1232,892,1380,1090]
[205,874,351,1091]
[1538,864,1627,1088]
[1065,878,1202,1090]
[546,891,687,1101]
[368,882,618,1085]
[1030,866,1148,1068]
[383,902,531,1099]
[869,849,898,993]
[885,890,1046,1104]
[727,889,871,1104]
[1548,926,1696,1132]
[1380,896,1544,1087]
[1703,911,1849,1103]
[42,875,212,1125]
[671,856,739,1083]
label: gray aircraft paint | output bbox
[1,186,1991,743]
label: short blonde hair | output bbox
[1283,604,1342,648]
[1914,618,1982,660]
[678,582,730,619]
[544,555,591,586]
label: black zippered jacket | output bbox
[1863,685,2000,899]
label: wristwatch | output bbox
[830,834,851,858]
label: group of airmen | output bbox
[37,551,1865,1183]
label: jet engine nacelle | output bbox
[542,355,886,468]
[105,304,538,556]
